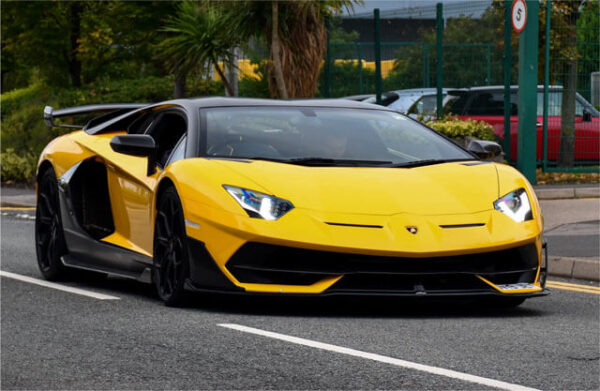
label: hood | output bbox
[214,160,499,216]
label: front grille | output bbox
[226,242,539,291]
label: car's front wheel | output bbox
[153,187,189,306]
[35,166,68,280]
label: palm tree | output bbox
[231,0,358,99]
[156,1,239,98]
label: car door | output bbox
[102,108,188,258]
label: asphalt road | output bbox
[1,213,599,390]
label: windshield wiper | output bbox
[286,157,393,166]
[388,158,471,168]
[241,157,392,166]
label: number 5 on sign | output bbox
[511,0,528,34]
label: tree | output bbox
[1,1,173,92]
[156,1,240,98]
[230,1,358,98]
[545,0,584,167]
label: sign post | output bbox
[513,0,538,184]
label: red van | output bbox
[444,86,600,162]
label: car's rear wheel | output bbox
[153,187,189,306]
[35,166,68,280]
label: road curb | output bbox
[548,256,600,281]
[1,196,36,208]
[534,186,599,200]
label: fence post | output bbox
[542,0,551,171]
[357,43,363,94]
[517,0,539,184]
[436,3,443,118]
[324,17,331,98]
[486,45,491,84]
[374,8,382,104]
[503,0,512,159]
[421,44,427,88]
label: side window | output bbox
[465,91,505,115]
[145,112,187,168]
[445,94,470,115]
[537,92,562,116]
[127,112,155,134]
[575,98,584,116]
[166,136,186,167]
[534,91,583,116]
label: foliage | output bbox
[0,149,37,183]
[576,0,600,98]
[317,61,375,97]
[238,61,270,98]
[424,116,496,142]
[329,16,360,43]
[156,1,241,96]
[1,1,174,92]
[384,7,506,90]
[537,169,599,185]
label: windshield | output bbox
[202,107,473,166]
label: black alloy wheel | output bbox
[153,187,189,306]
[35,167,68,280]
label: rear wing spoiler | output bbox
[43,103,147,129]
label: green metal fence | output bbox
[323,0,600,174]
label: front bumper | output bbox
[184,237,547,298]
[183,203,545,297]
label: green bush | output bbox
[424,116,496,141]
[0,149,37,183]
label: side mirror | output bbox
[110,134,157,175]
[582,109,592,122]
[467,139,503,161]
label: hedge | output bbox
[424,116,496,142]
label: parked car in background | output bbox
[341,94,375,102]
[407,93,453,118]
[387,88,450,113]
[362,91,402,106]
[444,86,600,162]
[342,89,452,113]
[341,92,401,107]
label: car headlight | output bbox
[494,188,532,222]
[223,185,294,220]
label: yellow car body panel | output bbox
[39,130,158,256]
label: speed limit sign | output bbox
[511,0,527,33]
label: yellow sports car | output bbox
[36,98,547,306]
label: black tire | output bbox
[35,167,68,280]
[153,187,189,306]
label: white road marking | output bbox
[1,212,35,220]
[219,323,541,391]
[0,270,120,300]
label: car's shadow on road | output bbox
[180,291,546,319]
